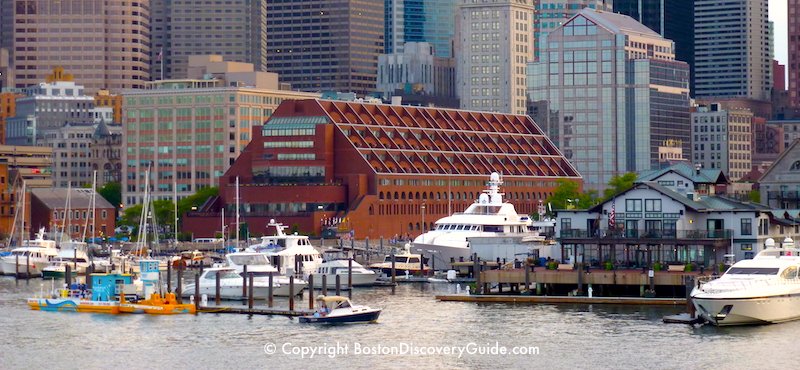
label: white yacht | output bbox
[0,228,58,276]
[248,220,323,276]
[370,243,430,276]
[411,172,533,265]
[42,245,91,279]
[183,267,304,299]
[692,238,800,326]
[310,259,378,288]
[225,252,309,296]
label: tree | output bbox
[546,179,598,212]
[177,186,219,222]
[97,182,122,215]
[748,189,760,203]
[603,173,637,200]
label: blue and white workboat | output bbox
[299,295,381,324]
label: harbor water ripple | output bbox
[1,276,796,369]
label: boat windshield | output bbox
[229,254,269,266]
[725,267,780,275]
[205,271,242,280]
[383,256,409,263]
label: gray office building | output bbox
[266,0,384,95]
[527,9,690,192]
[694,0,772,101]
[150,0,268,80]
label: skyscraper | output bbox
[266,0,384,96]
[456,0,534,115]
[694,0,772,101]
[150,0,268,80]
[385,0,457,58]
[613,0,695,95]
[789,0,800,107]
[0,0,150,94]
[534,1,612,60]
[528,9,691,192]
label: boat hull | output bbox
[42,269,78,279]
[183,281,307,299]
[27,298,120,314]
[410,242,470,269]
[309,273,378,288]
[299,309,381,324]
[1,259,45,277]
[692,295,800,326]
[120,303,196,315]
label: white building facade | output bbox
[456,0,534,114]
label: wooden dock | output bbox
[199,305,311,317]
[435,294,687,306]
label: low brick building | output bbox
[183,99,581,239]
[29,187,116,240]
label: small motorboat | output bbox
[119,292,196,315]
[299,295,381,324]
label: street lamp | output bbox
[421,203,426,233]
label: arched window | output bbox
[791,161,800,171]
[408,223,414,231]
[368,205,374,215]
[394,191,399,199]
[415,222,421,230]
[416,192,421,200]
[401,192,406,200]
[379,192,384,200]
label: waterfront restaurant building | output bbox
[556,164,800,265]
[182,99,581,239]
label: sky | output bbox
[771,0,788,65]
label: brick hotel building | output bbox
[183,99,582,239]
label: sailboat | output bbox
[1,182,58,276]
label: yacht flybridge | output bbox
[410,172,533,265]
[692,238,800,326]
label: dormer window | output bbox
[791,161,800,171]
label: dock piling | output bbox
[176,264,183,304]
[348,258,353,299]
[167,262,172,293]
[26,254,30,279]
[86,265,93,290]
[289,275,295,311]
[524,260,530,293]
[335,274,341,296]
[65,264,72,286]
[242,265,248,301]
[194,272,200,313]
[15,254,19,279]
[268,273,274,308]
[215,270,221,305]
[321,274,327,296]
[248,273,254,309]
[308,274,315,309]
[391,249,396,284]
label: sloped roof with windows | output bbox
[265,99,581,178]
[587,181,767,213]
[572,9,661,38]
[637,162,728,185]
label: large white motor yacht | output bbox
[411,172,533,265]
[311,259,378,288]
[692,238,800,326]
[225,252,308,296]
[0,228,58,276]
[247,220,323,276]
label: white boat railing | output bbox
[698,277,800,294]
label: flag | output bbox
[608,198,615,229]
[156,47,163,62]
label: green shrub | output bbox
[653,262,663,271]
[604,261,613,271]
[684,263,693,272]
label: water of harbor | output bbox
[1,276,796,369]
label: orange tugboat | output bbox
[119,292,196,315]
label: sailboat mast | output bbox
[235,176,240,250]
[91,170,96,243]
[221,208,225,252]
[173,177,178,245]
[20,181,25,244]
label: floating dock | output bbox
[199,305,311,317]
[436,294,686,306]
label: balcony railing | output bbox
[767,191,800,201]
[559,229,733,240]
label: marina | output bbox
[3,275,800,368]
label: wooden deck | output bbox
[436,294,687,305]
